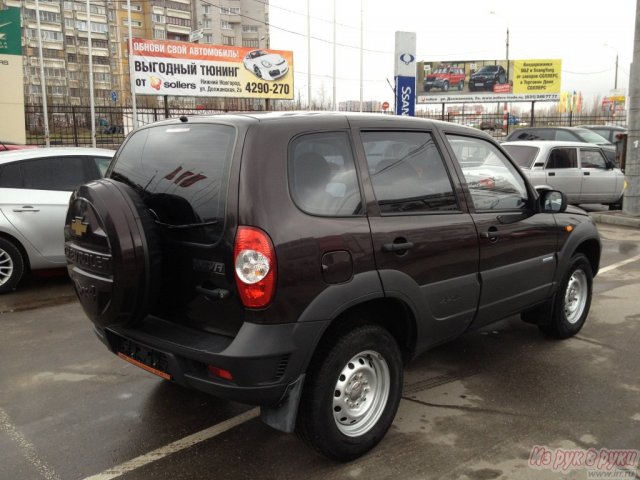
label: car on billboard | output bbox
[469,65,507,91]
[423,66,466,92]
[243,49,289,80]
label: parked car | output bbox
[578,125,627,143]
[423,66,466,91]
[243,49,289,80]
[502,140,625,208]
[65,113,600,461]
[468,65,507,91]
[505,126,617,165]
[0,147,114,293]
[0,141,36,151]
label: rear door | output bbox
[445,134,558,328]
[543,146,582,203]
[354,128,480,349]
[1,155,104,263]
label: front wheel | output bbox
[458,80,464,91]
[296,324,403,461]
[540,253,593,339]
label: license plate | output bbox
[475,82,484,87]
[117,338,171,380]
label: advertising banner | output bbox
[0,7,26,144]
[416,59,561,104]
[394,32,416,116]
[131,38,294,99]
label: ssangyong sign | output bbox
[131,38,294,99]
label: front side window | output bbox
[362,131,458,214]
[448,135,528,211]
[580,149,607,169]
[288,132,361,217]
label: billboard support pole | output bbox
[623,0,640,214]
[34,0,50,147]
[164,95,169,119]
[441,103,445,121]
[530,101,536,127]
[127,0,138,129]
[86,0,96,148]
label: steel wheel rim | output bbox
[332,350,390,437]
[0,248,14,286]
[564,269,588,324]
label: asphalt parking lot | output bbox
[1,223,639,480]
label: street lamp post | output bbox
[604,44,619,89]
[490,11,509,82]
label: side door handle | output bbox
[481,226,499,243]
[583,172,590,176]
[548,172,556,176]
[382,239,414,254]
[12,206,40,212]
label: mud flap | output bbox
[260,374,305,433]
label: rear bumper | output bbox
[95,317,328,406]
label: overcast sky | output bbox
[268,0,637,108]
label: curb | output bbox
[589,211,640,228]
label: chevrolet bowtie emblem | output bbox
[70,217,88,237]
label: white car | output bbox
[502,141,625,208]
[243,49,289,80]
[0,147,114,292]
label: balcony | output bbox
[166,24,191,35]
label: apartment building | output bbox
[0,0,269,107]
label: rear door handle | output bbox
[583,172,590,176]
[13,206,40,212]
[548,172,556,176]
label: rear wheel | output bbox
[540,254,592,339]
[0,238,24,293]
[442,81,450,91]
[458,80,464,91]
[296,324,403,461]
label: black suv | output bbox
[65,113,601,461]
[469,65,507,91]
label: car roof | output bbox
[578,125,626,131]
[135,111,484,136]
[0,147,115,165]
[502,140,603,149]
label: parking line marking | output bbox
[0,406,61,480]
[83,408,259,480]
[599,254,640,275]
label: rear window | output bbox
[502,145,539,169]
[110,123,235,243]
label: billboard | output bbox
[0,7,25,144]
[416,59,561,104]
[131,38,294,99]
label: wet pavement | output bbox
[1,224,639,480]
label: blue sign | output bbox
[111,91,117,102]
[395,76,415,116]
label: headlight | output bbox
[261,60,273,68]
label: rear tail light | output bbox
[234,226,276,308]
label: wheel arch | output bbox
[572,238,601,276]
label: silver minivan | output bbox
[502,140,625,209]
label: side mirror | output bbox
[538,188,567,213]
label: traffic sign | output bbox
[190,29,204,42]
[382,101,389,111]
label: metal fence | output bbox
[24,104,628,149]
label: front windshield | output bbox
[576,129,612,145]
[476,66,497,74]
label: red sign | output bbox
[382,101,390,111]
[493,84,512,94]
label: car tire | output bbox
[65,179,162,329]
[539,253,592,339]
[254,66,263,79]
[458,80,464,91]
[498,74,506,84]
[0,238,25,294]
[442,81,449,91]
[608,196,623,210]
[424,87,431,92]
[296,324,403,461]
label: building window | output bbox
[222,36,235,46]
[27,29,63,42]
[203,34,213,43]
[154,28,166,39]
[243,38,259,48]
[166,17,191,27]
[220,7,240,15]
[203,5,210,14]
[124,20,142,27]
[242,25,259,33]
[203,19,211,29]
[165,1,189,11]
[65,18,74,28]
[221,21,232,30]
[152,14,165,23]
[67,54,77,63]
[122,3,142,11]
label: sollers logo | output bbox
[150,76,162,91]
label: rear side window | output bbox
[546,148,578,169]
[361,131,458,214]
[0,163,22,188]
[21,156,90,191]
[288,132,362,216]
[111,124,235,242]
